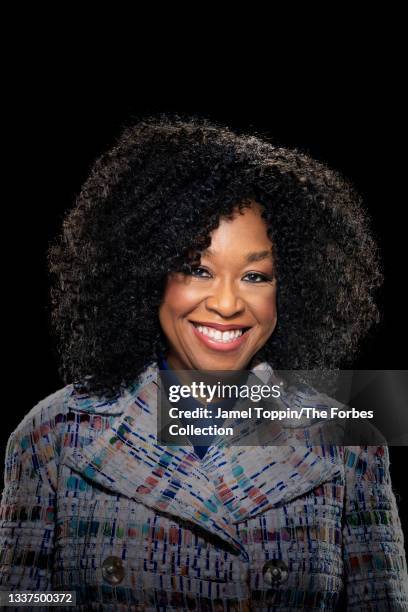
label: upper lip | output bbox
[189,321,250,331]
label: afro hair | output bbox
[48,114,383,397]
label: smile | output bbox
[189,321,251,351]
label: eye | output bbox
[189,266,212,278]
[242,272,273,283]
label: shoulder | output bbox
[7,361,159,448]
[2,385,74,492]
[8,384,74,444]
[9,361,159,441]
[343,445,391,486]
[4,385,76,481]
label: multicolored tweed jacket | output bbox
[0,361,407,611]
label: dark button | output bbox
[262,559,289,585]
[102,555,125,585]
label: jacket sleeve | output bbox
[343,445,408,610]
[0,403,58,594]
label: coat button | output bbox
[102,555,125,585]
[262,559,289,586]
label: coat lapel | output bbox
[62,365,245,554]
[199,364,344,523]
[61,362,343,554]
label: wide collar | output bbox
[61,362,343,556]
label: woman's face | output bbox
[159,202,277,370]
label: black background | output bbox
[4,60,407,547]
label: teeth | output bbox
[196,324,244,343]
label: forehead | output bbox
[203,205,272,257]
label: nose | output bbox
[205,279,245,318]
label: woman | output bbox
[1,115,407,610]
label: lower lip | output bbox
[190,322,250,352]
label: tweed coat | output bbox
[0,361,407,611]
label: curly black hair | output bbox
[48,114,383,397]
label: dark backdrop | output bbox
[4,72,407,547]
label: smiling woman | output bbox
[159,202,277,371]
[1,115,407,611]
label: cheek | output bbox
[159,278,201,320]
[251,290,277,327]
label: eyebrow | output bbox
[204,248,273,263]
